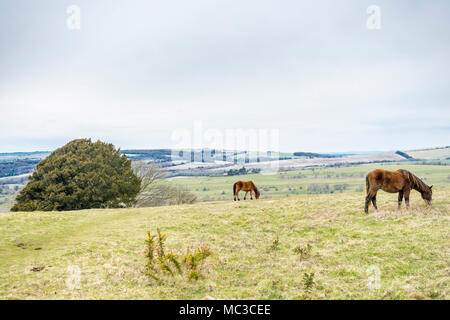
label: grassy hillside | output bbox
[172,164,450,201]
[1,189,448,299]
[406,147,450,160]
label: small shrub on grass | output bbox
[303,272,315,292]
[144,229,211,282]
[267,236,280,252]
[184,245,212,281]
[293,243,312,260]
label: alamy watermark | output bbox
[170,121,281,174]
[67,5,81,30]
[65,265,81,290]
[366,265,381,290]
[366,5,381,30]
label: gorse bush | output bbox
[147,229,182,277]
[184,245,213,280]
[293,243,312,260]
[11,139,141,211]
[267,236,280,252]
[144,229,211,282]
[303,272,315,292]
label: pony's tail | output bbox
[233,182,237,196]
[365,175,370,194]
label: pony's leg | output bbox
[364,194,370,213]
[244,191,248,200]
[250,190,253,200]
[404,189,411,209]
[365,190,377,213]
[398,191,403,210]
[371,193,378,211]
[235,185,242,201]
[364,193,371,213]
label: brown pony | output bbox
[365,169,432,213]
[233,181,260,201]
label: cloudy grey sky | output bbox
[0,0,449,153]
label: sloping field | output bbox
[406,147,450,160]
[0,190,448,300]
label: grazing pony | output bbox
[365,169,432,213]
[233,181,260,201]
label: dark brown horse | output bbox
[365,169,432,213]
[233,181,260,201]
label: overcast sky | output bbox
[1,0,449,153]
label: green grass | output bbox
[1,188,448,299]
[172,164,450,201]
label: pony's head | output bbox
[254,186,260,199]
[421,185,433,206]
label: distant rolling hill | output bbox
[1,146,449,179]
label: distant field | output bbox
[406,147,450,160]
[172,164,450,202]
[1,189,448,299]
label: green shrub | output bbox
[144,229,211,282]
[267,236,280,252]
[293,243,312,260]
[11,139,141,211]
[303,272,315,292]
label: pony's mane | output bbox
[407,171,429,192]
[254,185,260,197]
